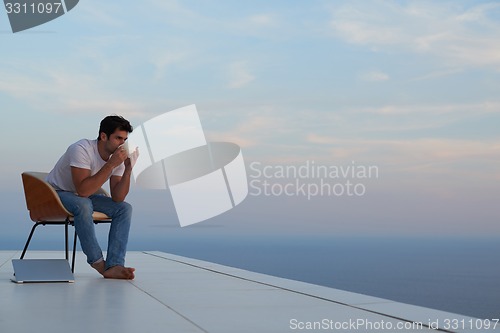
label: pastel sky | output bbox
[1,0,499,241]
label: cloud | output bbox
[353,101,500,115]
[328,1,500,69]
[200,98,500,166]
[305,134,500,175]
[409,68,464,81]
[206,113,280,148]
[0,64,144,117]
[360,70,389,82]
[247,14,276,27]
[76,2,125,27]
[227,61,255,89]
[146,0,198,23]
[146,0,282,38]
[238,13,283,36]
[149,50,189,80]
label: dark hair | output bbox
[98,115,133,140]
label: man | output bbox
[46,115,138,279]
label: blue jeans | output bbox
[57,191,132,270]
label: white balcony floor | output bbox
[0,251,496,333]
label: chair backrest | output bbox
[22,172,70,222]
[21,172,110,222]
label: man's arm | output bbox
[109,162,132,202]
[109,147,139,202]
[71,164,115,198]
[71,147,128,198]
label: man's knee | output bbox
[118,201,132,216]
[73,197,94,216]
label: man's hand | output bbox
[108,145,129,168]
[124,147,140,170]
[110,146,138,202]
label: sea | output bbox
[129,233,500,320]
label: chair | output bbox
[20,172,112,272]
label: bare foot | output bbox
[103,266,135,280]
[91,260,106,275]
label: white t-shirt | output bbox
[46,139,125,193]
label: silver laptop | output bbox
[11,259,74,283]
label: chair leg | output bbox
[71,228,77,273]
[20,223,41,259]
[64,219,69,261]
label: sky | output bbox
[0,0,499,243]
